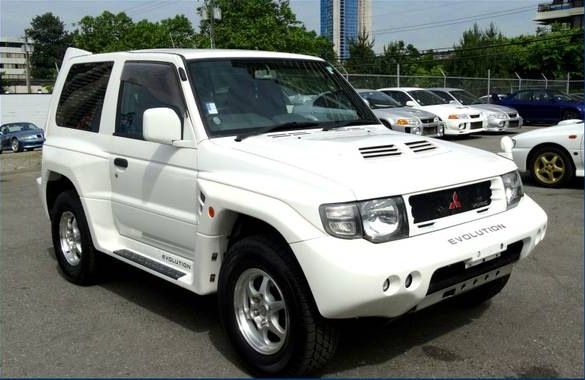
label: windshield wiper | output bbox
[235,121,321,142]
[321,119,377,131]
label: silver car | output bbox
[428,88,522,132]
[357,90,443,137]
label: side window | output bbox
[385,91,410,106]
[513,91,533,101]
[432,91,452,103]
[116,61,185,140]
[56,62,114,132]
[532,90,549,102]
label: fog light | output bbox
[405,274,413,288]
[383,278,390,291]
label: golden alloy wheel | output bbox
[533,152,566,185]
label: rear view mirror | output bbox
[143,107,182,145]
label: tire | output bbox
[453,274,510,307]
[11,138,22,153]
[561,109,580,121]
[218,235,338,376]
[529,145,574,188]
[51,191,101,285]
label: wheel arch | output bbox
[46,171,81,218]
[527,142,575,173]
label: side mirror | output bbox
[362,98,371,107]
[405,100,416,107]
[449,100,458,105]
[143,107,182,145]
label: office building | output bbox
[320,0,372,60]
[534,0,584,28]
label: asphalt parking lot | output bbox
[1,128,583,377]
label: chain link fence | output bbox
[346,73,584,97]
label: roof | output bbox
[427,87,464,92]
[67,47,324,62]
[377,87,426,91]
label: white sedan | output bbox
[500,120,584,187]
[378,87,488,135]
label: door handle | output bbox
[114,158,128,168]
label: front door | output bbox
[109,57,199,259]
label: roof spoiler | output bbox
[63,47,92,63]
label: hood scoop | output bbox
[405,140,437,153]
[359,144,401,159]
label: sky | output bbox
[0,0,544,52]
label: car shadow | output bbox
[44,245,494,376]
[441,135,481,141]
[521,173,584,190]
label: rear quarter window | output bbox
[56,61,114,132]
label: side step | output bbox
[113,249,187,280]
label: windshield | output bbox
[549,90,573,102]
[407,90,447,106]
[1,123,39,133]
[358,91,401,109]
[187,59,377,137]
[450,90,481,105]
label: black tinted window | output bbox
[382,91,410,106]
[116,61,185,140]
[56,62,113,132]
[431,90,453,103]
[513,91,532,100]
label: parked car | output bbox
[496,89,584,124]
[378,87,488,135]
[428,88,522,132]
[479,94,507,104]
[500,120,584,187]
[357,89,443,137]
[569,93,584,102]
[0,122,45,153]
[38,47,548,376]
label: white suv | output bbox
[38,48,548,376]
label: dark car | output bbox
[0,122,45,153]
[496,89,584,124]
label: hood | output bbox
[472,104,518,114]
[417,104,476,116]
[214,125,517,200]
[372,107,436,120]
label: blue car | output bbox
[0,122,45,153]
[496,89,584,124]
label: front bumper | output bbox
[291,195,547,319]
[21,138,45,149]
[442,118,486,135]
[485,117,523,132]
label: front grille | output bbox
[508,120,520,127]
[409,180,492,224]
[420,117,435,124]
[421,126,438,136]
[508,113,518,118]
[470,114,480,119]
[470,121,483,129]
[359,144,401,159]
[426,241,523,295]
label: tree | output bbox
[25,12,73,79]
[73,11,134,52]
[345,32,376,73]
[73,12,195,53]
[197,0,335,60]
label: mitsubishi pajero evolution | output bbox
[38,48,548,376]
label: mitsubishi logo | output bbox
[449,191,462,209]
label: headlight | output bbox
[500,136,516,152]
[396,118,419,126]
[320,196,409,243]
[448,114,468,119]
[501,171,524,209]
[433,117,440,123]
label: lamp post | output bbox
[201,0,222,48]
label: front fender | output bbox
[197,178,323,243]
